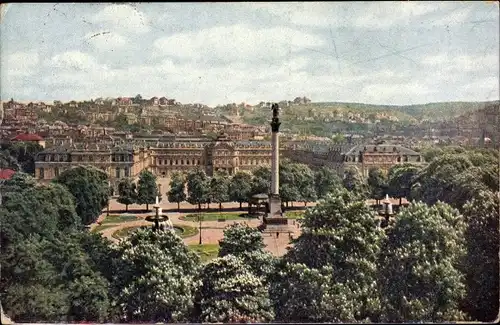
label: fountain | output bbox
[145,195,171,232]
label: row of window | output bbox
[156,159,202,166]
[38,167,130,179]
[41,154,133,162]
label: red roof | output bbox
[11,133,43,141]
[0,169,16,180]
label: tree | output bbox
[136,170,159,211]
[53,166,110,225]
[2,141,44,175]
[218,223,275,282]
[186,169,210,211]
[209,174,230,212]
[167,172,186,211]
[387,164,420,205]
[461,191,499,321]
[1,231,115,323]
[314,166,342,199]
[250,166,271,196]
[133,94,143,104]
[292,163,317,206]
[117,178,137,211]
[194,255,274,323]
[367,167,388,205]
[269,262,364,322]
[285,187,385,321]
[342,166,367,197]
[279,161,301,206]
[228,172,252,209]
[378,202,467,322]
[411,154,473,208]
[0,183,79,251]
[113,228,200,323]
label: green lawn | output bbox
[91,224,118,233]
[101,214,139,224]
[112,224,198,240]
[180,212,247,222]
[285,211,305,219]
[189,244,220,263]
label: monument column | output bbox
[271,124,280,195]
[268,103,282,217]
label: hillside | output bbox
[234,100,498,137]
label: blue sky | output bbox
[1,2,498,106]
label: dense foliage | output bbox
[53,166,110,225]
[1,145,498,323]
[378,202,467,322]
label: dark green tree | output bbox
[367,167,388,205]
[209,173,230,212]
[53,166,110,225]
[2,141,44,175]
[342,165,367,197]
[0,183,78,250]
[461,191,499,321]
[250,166,271,196]
[136,169,159,211]
[186,169,210,210]
[117,178,137,211]
[314,166,342,199]
[228,171,252,208]
[379,202,467,322]
[292,163,317,206]
[167,172,186,211]
[387,163,420,205]
[279,161,301,206]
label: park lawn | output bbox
[189,244,220,263]
[112,224,198,240]
[286,211,305,219]
[91,224,118,233]
[181,212,246,222]
[101,214,139,224]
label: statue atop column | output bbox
[270,103,281,132]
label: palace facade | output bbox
[34,134,425,192]
[34,134,272,190]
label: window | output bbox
[124,167,130,177]
[115,168,120,178]
[39,168,44,179]
[54,167,59,177]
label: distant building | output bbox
[11,133,45,148]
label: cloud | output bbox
[421,53,498,73]
[85,32,128,51]
[47,51,104,72]
[362,82,435,104]
[91,4,150,34]
[247,2,447,29]
[353,2,443,29]
[3,51,40,77]
[153,24,325,64]
[433,6,473,26]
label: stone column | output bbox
[271,130,279,195]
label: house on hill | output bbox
[11,133,46,148]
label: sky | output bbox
[1,2,499,107]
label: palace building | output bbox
[34,133,424,191]
[34,133,272,190]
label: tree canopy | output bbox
[167,172,186,211]
[53,166,110,225]
[378,202,467,322]
[136,169,159,211]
